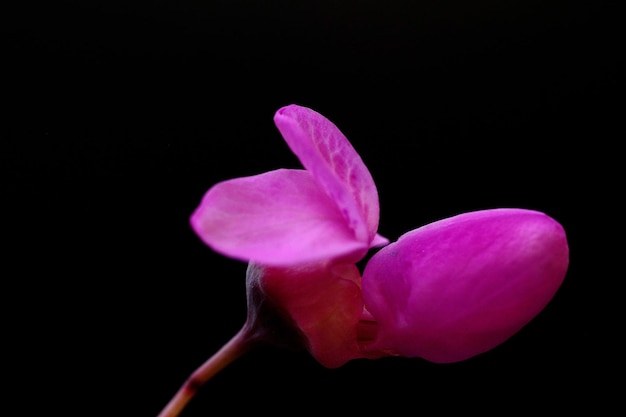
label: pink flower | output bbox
[158,105,570,417]
[189,105,570,368]
[190,104,388,368]
[361,208,570,363]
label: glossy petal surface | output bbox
[362,208,569,363]
[274,105,383,246]
[190,169,367,265]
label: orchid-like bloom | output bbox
[361,208,569,363]
[157,106,569,417]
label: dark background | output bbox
[4,1,622,415]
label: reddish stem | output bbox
[157,326,254,417]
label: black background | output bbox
[4,1,623,415]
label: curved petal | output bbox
[274,105,382,245]
[190,169,367,266]
[362,208,569,363]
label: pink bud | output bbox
[361,208,569,363]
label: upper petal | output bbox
[190,169,367,266]
[274,104,382,245]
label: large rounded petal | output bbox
[274,105,385,247]
[249,261,366,368]
[190,169,367,266]
[362,208,569,363]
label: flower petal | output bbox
[190,169,367,265]
[274,105,382,245]
[362,208,569,363]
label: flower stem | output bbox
[157,326,254,417]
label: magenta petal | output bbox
[274,105,381,245]
[362,208,569,363]
[190,169,367,266]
